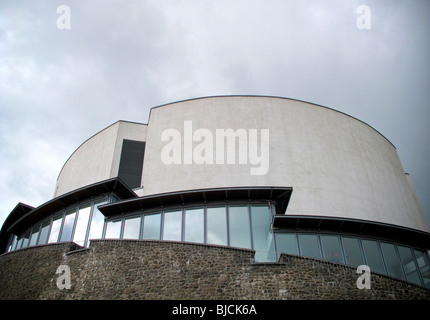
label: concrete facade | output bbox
[54,96,427,232]
[142,96,426,232]
[54,121,147,197]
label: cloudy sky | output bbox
[1,0,429,230]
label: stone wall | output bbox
[0,240,429,300]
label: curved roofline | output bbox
[56,95,395,190]
[6,178,137,237]
[148,95,396,149]
[56,120,148,183]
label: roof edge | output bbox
[148,95,396,149]
[5,178,138,236]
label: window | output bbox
[123,216,141,239]
[15,235,23,250]
[229,206,251,249]
[163,210,182,241]
[184,208,204,243]
[206,207,227,246]
[29,225,40,247]
[398,246,422,286]
[21,231,31,248]
[298,234,321,259]
[142,213,161,240]
[60,209,76,242]
[320,235,344,264]
[48,214,63,243]
[38,220,51,245]
[275,233,299,256]
[342,236,365,267]
[380,242,404,280]
[73,205,91,246]
[8,235,17,252]
[361,239,385,275]
[413,249,430,289]
[105,220,122,239]
[88,200,107,241]
[251,206,275,262]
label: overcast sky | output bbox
[1,0,429,230]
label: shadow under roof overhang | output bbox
[0,203,34,253]
[98,187,293,218]
[6,178,137,236]
[273,215,430,249]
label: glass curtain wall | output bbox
[10,197,109,251]
[8,199,430,289]
[100,204,275,262]
[274,231,430,288]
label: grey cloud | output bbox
[0,0,429,228]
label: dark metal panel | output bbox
[99,187,293,218]
[273,215,430,248]
[118,140,145,189]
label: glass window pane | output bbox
[38,220,51,245]
[60,209,76,242]
[29,226,40,247]
[88,200,107,241]
[251,206,275,262]
[142,213,161,240]
[380,242,404,280]
[321,235,344,264]
[275,233,299,256]
[73,205,91,246]
[229,206,251,249]
[123,216,141,239]
[298,234,321,259]
[163,210,182,241]
[342,237,365,267]
[398,246,422,286]
[9,235,17,252]
[207,207,227,246]
[48,214,63,243]
[105,220,122,239]
[21,231,31,248]
[16,235,23,250]
[361,239,385,275]
[184,208,204,243]
[414,249,430,289]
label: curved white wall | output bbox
[141,96,427,232]
[54,121,147,197]
[53,96,427,232]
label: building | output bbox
[1,96,429,300]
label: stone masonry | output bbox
[0,240,429,300]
